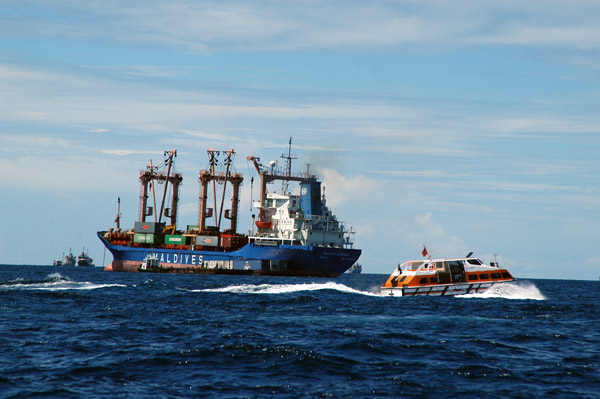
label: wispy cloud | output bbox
[101,149,164,156]
[4,1,600,52]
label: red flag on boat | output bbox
[422,245,428,257]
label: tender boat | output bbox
[138,254,164,273]
[381,254,515,297]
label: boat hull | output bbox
[380,281,507,297]
[98,232,361,277]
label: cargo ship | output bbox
[98,141,361,277]
[380,251,515,296]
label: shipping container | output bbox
[165,235,188,245]
[133,233,158,244]
[134,221,165,234]
[221,235,232,248]
[195,235,219,247]
[133,233,147,244]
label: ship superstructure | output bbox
[246,141,354,251]
[98,140,361,276]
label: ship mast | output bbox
[198,149,243,233]
[138,149,182,227]
[281,137,297,193]
[114,197,121,230]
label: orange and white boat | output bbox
[381,252,516,297]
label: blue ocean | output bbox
[1,265,598,398]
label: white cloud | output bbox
[0,63,420,129]
[410,212,467,258]
[472,26,600,50]
[319,168,377,209]
[101,149,164,156]
[488,117,600,134]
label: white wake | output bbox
[458,281,546,300]
[0,273,127,291]
[195,281,380,296]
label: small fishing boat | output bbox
[138,254,164,273]
[77,248,94,266]
[381,251,515,297]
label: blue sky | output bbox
[1,1,599,279]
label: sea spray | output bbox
[458,281,546,300]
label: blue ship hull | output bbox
[98,232,361,277]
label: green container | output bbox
[145,234,157,244]
[165,235,188,245]
[134,233,147,244]
[134,233,159,244]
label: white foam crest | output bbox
[1,273,127,291]
[47,272,68,282]
[458,281,546,300]
[196,282,380,296]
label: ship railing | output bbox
[249,235,304,247]
[301,217,343,232]
[267,167,317,181]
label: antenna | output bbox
[280,137,297,193]
[114,197,121,230]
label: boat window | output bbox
[479,273,489,279]
[435,262,444,269]
[409,261,424,271]
[491,273,501,279]
[429,277,438,283]
[420,277,429,284]
[501,272,512,279]
[391,275,407,287]
[467,259,483,265]
[399,262,410,271]
[468,274,478,281]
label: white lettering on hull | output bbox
[153,252,204,266]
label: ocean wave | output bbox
[192,281,381,296]
[0,273,127,291]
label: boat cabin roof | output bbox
[400,258,484,267]
[393,257,501,276]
